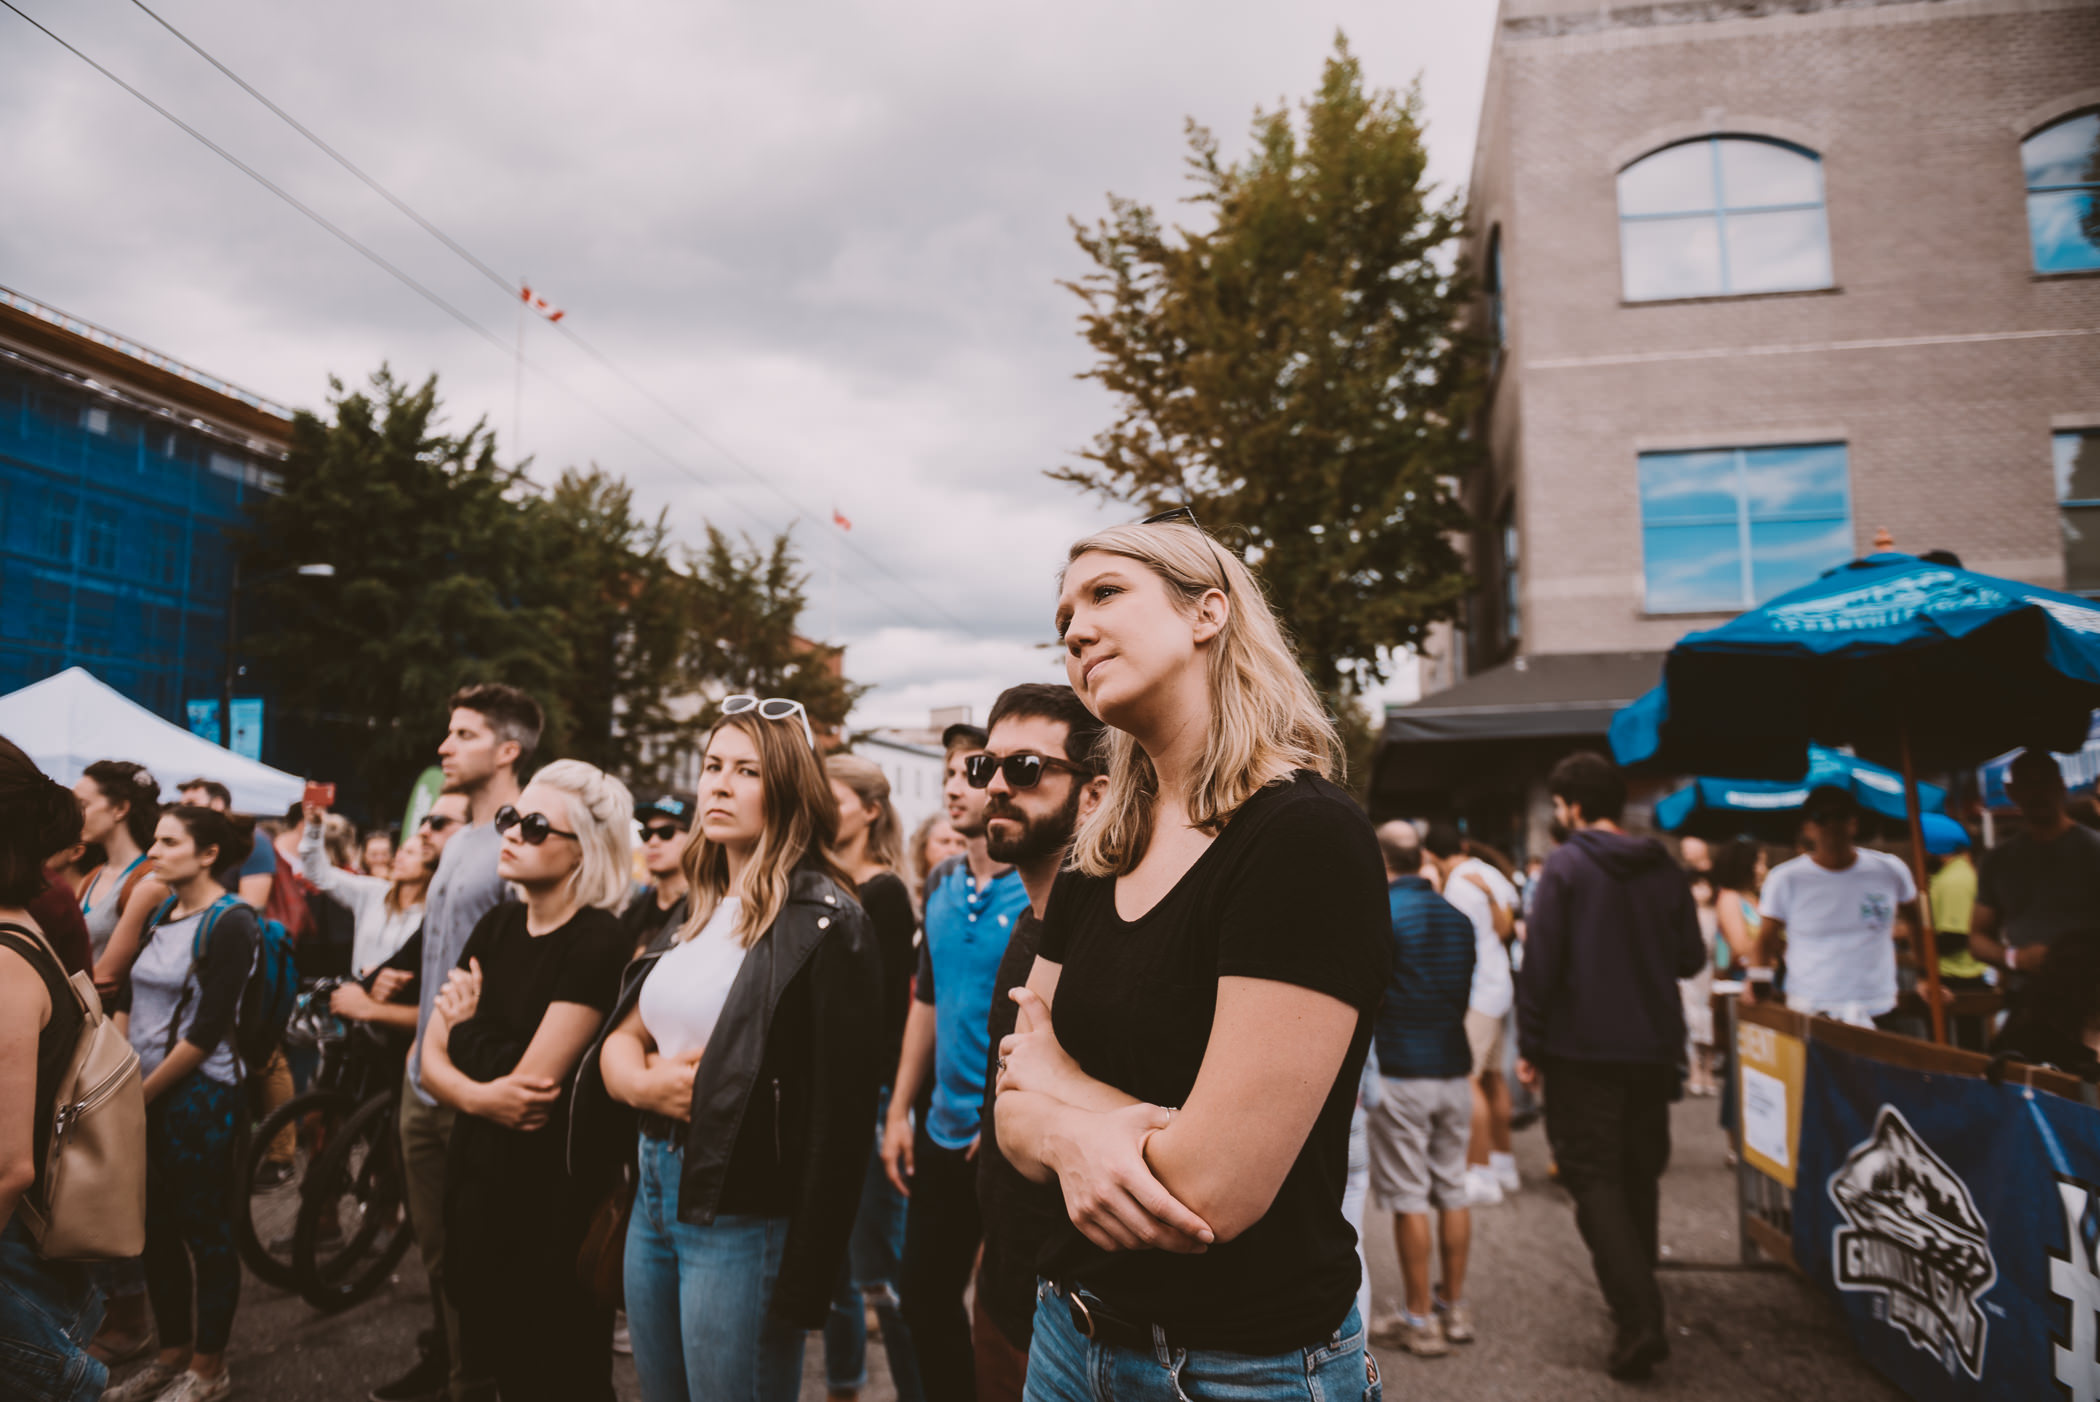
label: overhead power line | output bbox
[2,0,970,634]
[114,0,974,634]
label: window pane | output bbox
[1640,450,1739,522]
[2028,190,2100,274]
[1718,139,1821,208]
[1750,519,1854,601]
[2065,504,2100,594]
[1645,524,1743,612]
[1621,216,1723,300]
[1743,443,1848,519]
[1618,142,1716,217]
[1724,208,1834,293]
[2023,113,2100,189]
[2057,431,2100,503]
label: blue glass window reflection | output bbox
[2024,113,2100,274]
[1639,443,1853,613]
[1617,137,1832,300]
[2056,430,2100,594]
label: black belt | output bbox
[638,1111,681,1142]
[1053,1283,1194,1353]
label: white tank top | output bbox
[637,897,750,1061]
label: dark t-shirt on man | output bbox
[976,907,1063,1349]
[1977,823,2100,954]
[1036,771,1389,1354]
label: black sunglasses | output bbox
[1137,504,1233,595]
[418,814,456,833]
[641,822,686,843]
[493,805,578,845]
[964,752,1091,791]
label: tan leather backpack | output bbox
[1,921,147,1259]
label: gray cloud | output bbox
[0,0,1492,725]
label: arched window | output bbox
[1617,136,1831,301]
[2023,111,2100,274]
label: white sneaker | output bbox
[151,1370,231,1402]
[102,1362,183,1402]
[1465,1167,1505,1205]
[612,1310,632,1356]
[1490,1153,1521,1194]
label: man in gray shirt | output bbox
[1973,748,2100,996]
[381,683,538,1402]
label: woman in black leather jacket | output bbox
[577,702,881,1402]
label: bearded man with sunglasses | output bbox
[379,683,541,1402]
[883,718,1030,1402]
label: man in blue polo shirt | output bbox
[882,720,1029,1402]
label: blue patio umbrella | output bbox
[1654,745,1947,840]
[1610,553,2100,1041]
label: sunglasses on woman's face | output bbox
[641,823,685,844]
[493,805,577,845]
[721,693,817,751]
[963,751,1090,791]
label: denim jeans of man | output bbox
[1022,1283,1378,1402]
[825,1093,924,1401]
[624,1134,804,1402]
[0,1219,105,1402]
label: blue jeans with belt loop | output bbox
[622,1133,804,1402]
[1022,1281,1378,1402]
[0,1219,106,1402]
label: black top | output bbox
[619,887,687,956]
[1035,771,1390,1354]
[976,906,1064,1349]
[859,872,916,1085]
[451,903,629,1100]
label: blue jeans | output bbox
[0,1219,106,1402]
[1023,1283,1377,1402]
[623,1135,804,1402]
[824,1094,923,1400]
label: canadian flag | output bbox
[519,284,565,322]
[833,506,852,532]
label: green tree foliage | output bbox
[1054,35,1480,705]
[680,525,868,737]
[247,368,855,807]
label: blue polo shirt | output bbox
[914,856,1031,1150]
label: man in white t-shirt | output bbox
[1756,785,1921,1027]
[1424,823,1519,1203]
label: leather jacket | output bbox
[570,865,883,1328]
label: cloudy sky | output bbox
[1,0,1495,728]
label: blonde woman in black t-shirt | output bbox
[995,518,1391,1402]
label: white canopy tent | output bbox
[0,666,305,815]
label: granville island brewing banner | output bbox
[1793,1038,2100,1402]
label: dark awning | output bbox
[1372,651,1665,812]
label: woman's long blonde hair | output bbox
[824,753,904,875]
[1063,520,1339,878]
[678,711,851,949]
[527,759,636,912]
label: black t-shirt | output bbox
[619,887,688,956]
[976,906,1064,1349]
[860,872,917,1086]
[1036,771,1390,1353]
[452,903,629,1093]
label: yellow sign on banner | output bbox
[1737,1016,1807,1189]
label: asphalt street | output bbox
[121,1097,1901,1401]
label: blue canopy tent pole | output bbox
[1896,719,1946,1045]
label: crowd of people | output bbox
[4,511,2100,1402]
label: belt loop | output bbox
[1152,1322,1171,1366]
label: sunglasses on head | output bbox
[418,813,456,833]
[721,693,817,751]
[493,805,577,845]
[963,751,1090,791]
[642,822,686,843]
[1136,505,1233,596]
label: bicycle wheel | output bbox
[232,1087,357,1290]
[294,1091,415,1312]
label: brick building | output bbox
[0,286,291,743]
[1374,0,2100,850]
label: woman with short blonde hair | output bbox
[995,517,1390,1402]
[526,758,637,913]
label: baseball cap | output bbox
[941,721,988,753]
[636,794,694,828]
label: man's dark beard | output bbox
[1547,820,1571,845]
[986,783,1084,865]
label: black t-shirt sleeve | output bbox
[552,911,630,1013]
[914,936,936,1006]
[1214,793,1390,1011]
[457,903,510,971]
[1037,866,1089,966]
[188,905,259,1052]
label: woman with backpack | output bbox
[103,806,262,1402]
[0,734,106,1402]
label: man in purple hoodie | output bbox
[1515,753,1705,1381]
